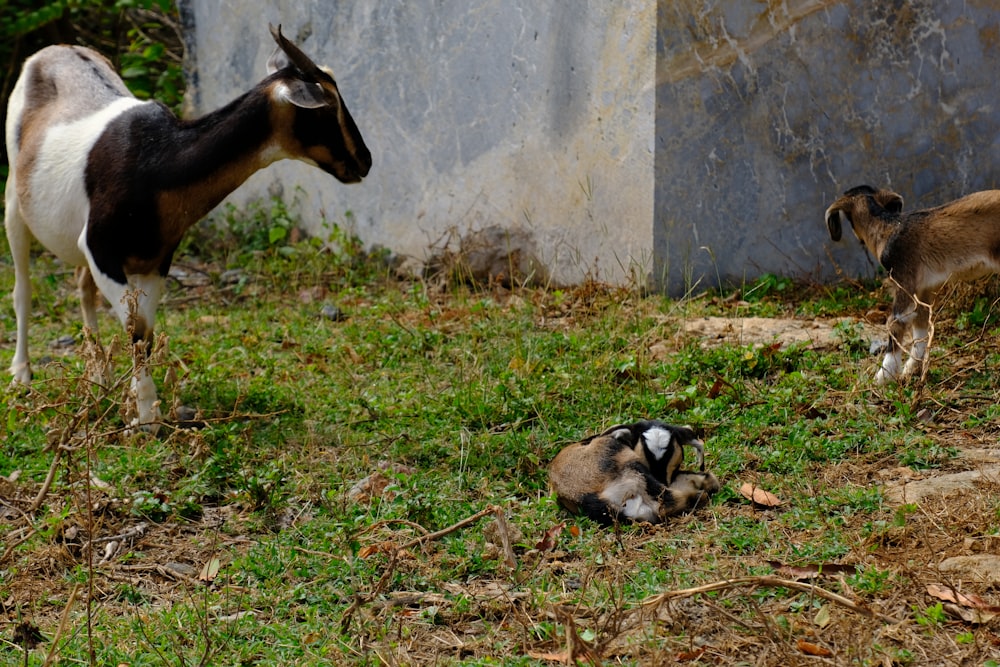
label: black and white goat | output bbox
[825,185,1000,384]
[548,420,720,526]
[5,24,371,431]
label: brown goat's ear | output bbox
[876,190,904,214]
[825,206,844,241]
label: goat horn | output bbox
[269,23,322,77]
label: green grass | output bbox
[2,207,1000,665]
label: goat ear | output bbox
[275,79,329,109]
[266,45,291,75]
[825,207,844,241]
[879,191,904,214]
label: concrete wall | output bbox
[180,0,657,286]
[655,0,1000,293]
[181,1,1000,293]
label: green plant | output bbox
[913,602,948,627]
[1,1,183,115]
[6,214,1000,664]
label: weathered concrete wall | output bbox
[181,1,1000,293]
[180,0,657,286]
[656,1,1000,293]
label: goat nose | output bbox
[358,148,372,176]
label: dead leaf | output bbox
[943,603,999,625]
[927,584,1000,612]
[707,378,726,399]
[797,639,832,657]
[814,604,831,628]
[739,482,782,507]
[358,544,383,559]
[535,522,564,551]
[526,650,569,662]
[199,556,221,582]
[676,647,706,661]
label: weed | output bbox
[913,602,948,628]
[2,201,1000,665]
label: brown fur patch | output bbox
[12,46,132,212]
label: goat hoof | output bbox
[10,363,32,386]
[874,370,894,386]
[126,411,162,437]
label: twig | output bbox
[397,504,501,551]
[28,447,63,514]
[640,575,903,625]
[42,584,78,667]
[356,518,431,538]
[0,529,38,565]
[339,504,505,633]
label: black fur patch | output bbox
[577,493,618,526]
[85,88,273,283]
[844,185,878,197]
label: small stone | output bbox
[320,304,346,322]
[164,562,198,577]
[938,555,1000,584]
[50,335,76,349]
[175,405,198,422]
[219,269,245,285]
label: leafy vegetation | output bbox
[2,206,1000,664]
[1,0,183,170]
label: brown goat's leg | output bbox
[876,293,915,385]
[902,293,933,379]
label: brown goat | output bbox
[825,185,1000,383]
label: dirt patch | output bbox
[678,316,879,350]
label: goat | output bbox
[548,420,720,526]
[825,185,1000,384]
[4,25,371,432]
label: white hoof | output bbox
[10,362,32,386]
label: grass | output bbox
[2,202,1000,665]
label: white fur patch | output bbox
[23,97,147,266]
[620,495,659,523]
[642,426,673,460]
[602,477,658,523]
[876,350,903,385]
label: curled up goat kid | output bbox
[4,24,371,432]
[825,185,1000,384]
[549,420,721,526]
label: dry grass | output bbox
[2,251,1000,665]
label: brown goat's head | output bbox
[825,185,904,241]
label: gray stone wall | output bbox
[655,0,1000,293]
[181,1,1000,293]
[180,0,656,287]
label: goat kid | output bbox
[5,24,371,431]
[825,185,1000,384]
[548,420,721,526]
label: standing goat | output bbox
[5,24,371,431]
[825,185,1000,384]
